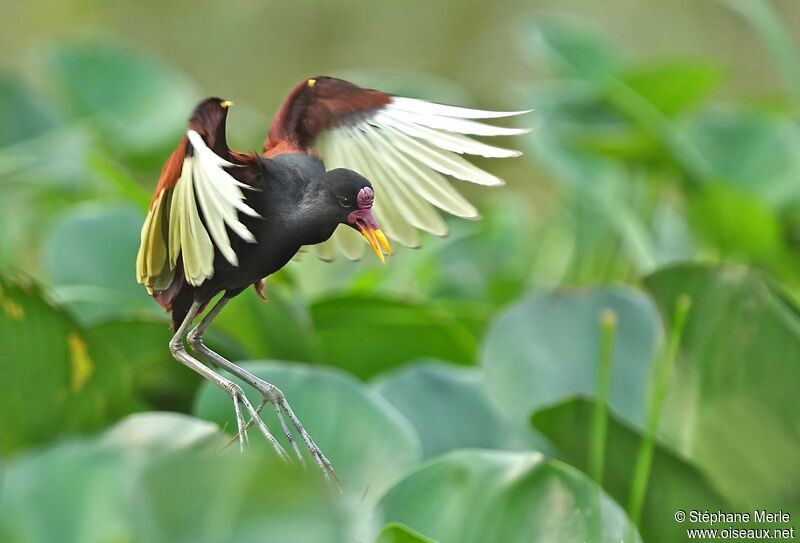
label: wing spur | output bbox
[136,130,260,291]
[312,94,530,260]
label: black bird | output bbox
[136,79,528,482]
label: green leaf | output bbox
[0,275,134,455]
[377,523,439,543]
[643,264,800,511]
[43,203,154,324]
[0,77,59,147]
[530,20,622,80]
[685,109,800,209]
[620,60,721,117]
[373,361,550,459]
[45,41,197,155]
[529,21,715,182]
[428,196,540,305]
[483,287,662,430]
[311,296,476,379]
[532,398,732,543]
[0,412,365,543]
[85,152,151,210]
[379,450,641,543]
[193,361,422,504]
[88,318,205,412]
[213,285,323,363]
[687,183,783,264]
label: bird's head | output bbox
[188,97,233,153]
[324,168,391,262]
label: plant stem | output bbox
[589,308,617,485]
[627,294,692,526]
[724,0,800,109]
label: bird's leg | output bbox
[171,301,289,461]
[187,296,338,485]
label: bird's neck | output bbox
[286,182,340,247]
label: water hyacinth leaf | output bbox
[194,361,422,504]
[44,41,197,155]
[0,275,133,455]
[43,203,155,324]
[687,183,784,266]
[379,450,641,543]
[685,109,800,209]
[213,284,323,363]
[620,60,722,117]
[532,398,732,543]
[529,20,622,80]
[0,77,60,147]
[311,296,476,378]
[428,196,540,305]
[483,287,662,431]
[0,413,365,543]
[0,275,79,454]
[643,264,800,511]
[373,361,549,459]
[529,21,714,182]
[88,319,211,412]
[377,523,439,543]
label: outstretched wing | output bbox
[266,77,529,260]
[136,130,260,292]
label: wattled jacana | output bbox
[136,77,529,483]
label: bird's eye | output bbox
[338,196,351,208]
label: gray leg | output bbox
[187,296,338,486]
[171,301,289,461]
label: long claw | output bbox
[232,394,246,454]
[276,397,340,490]
[238,393,291,463]
[275,402,306,467]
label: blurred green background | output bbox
[1,0,800,542]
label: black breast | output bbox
[193,154,325,301]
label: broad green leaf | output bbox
[373,361,550,459]
[432,300,494,340]
[0,77,59,147]
[530,20,621,80]
[484,287,662,430]
[377,523,439,543]
[530,21,714,181]
[621,60,721,117]
[687,184,783,265]
[43,203,154,324]
[88,318,206,412]
[86,152,151,210]
[213,284,323,363]
[644,264,800,511]
[45,41,197,156]
[0,275,134,455]
[427,196,540,305]
[685,109,800,208]
[532,398,732,543]
[194,361,422,504]
[311,296,476,378]
[379,450,641,543]
[0,412,365,543]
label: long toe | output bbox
[226,383,291,462]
